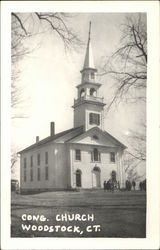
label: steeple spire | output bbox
[82,22,96,70]
[73,21,105,131]
[88,21,91,43]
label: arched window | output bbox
[93,166,101,172]
[111,170,116,182]
[80,89,85,97]
[91,72,95,79]
[90,88,96,96]
[76,169,82,187]
[82,72,86,80]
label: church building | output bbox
[19,23,126,193]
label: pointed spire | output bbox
[88,21,91,43]
[82,22,96,70]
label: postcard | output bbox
[1,1,160,249]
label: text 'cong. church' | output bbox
[19,22,126,193]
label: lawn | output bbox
[11,190,146,238]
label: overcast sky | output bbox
[12,12,146,156]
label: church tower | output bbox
[73,22,106,131]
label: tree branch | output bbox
[12,13,27,35]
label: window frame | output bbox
[89,113,100,126]
[45,152,48,165]
[30,168,33,181]
[91,148,101,162]
[91,72,95,79]
[37,153,40,166]
[24,158,27,168]
[45,166,49,180]
[24,169,27,182]
[75,149,81,161]
[30,156,33,167]
[80,88,85,98]
[110,152,116,163]
[37,168,40,181]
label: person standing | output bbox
[139,181,142,191]
[132,180,136,191]
[103,180,106,191]
[125,180,129,191]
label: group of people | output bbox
[103,179,146,192]
[103,179,120,192]
[139,179,146,191]
[125,180,136,191]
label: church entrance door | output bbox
[76,170,82,187]
[92,167,101,188]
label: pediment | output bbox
[67,127,125,148]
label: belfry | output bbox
[73,22,105,131]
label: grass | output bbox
[11,190,146,238]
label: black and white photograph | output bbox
[1,1,160,249]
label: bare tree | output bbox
[101,13,147,112]
[128,130,146,161]
[11,12,82,118]
[123,151,145,182]
[11,13,83,173]
[12,13,82,55]
[100,14,147,179]
[11,152,19,174]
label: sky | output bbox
[11,13,146,179]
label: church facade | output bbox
[19,23,126,193]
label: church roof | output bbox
[18,125,126,154]
[82,22,96,71]
[18,126,84,154]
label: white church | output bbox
[19,23,126,193]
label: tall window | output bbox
[37,153,40,166]
[24,158,27,168]
[30,156,33,167]
[111,170,116,182]
[91,72,95,79]
[110,152,116,163]
[24,169,27,182]
[45,152,48,165]
[89,113,100,125]
[30,168,33,181]
[76,169,82,187]
[90,88,96,96]
[75,149,81,161]
[80,89,85,97]
[45,166,49,180]
[91,148,101,162]
[37,168,40,181]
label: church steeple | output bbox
[82,22,96,70]
[80,22,97,84]
[73,22,106,131]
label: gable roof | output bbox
[66,126,127,149]
[18,126,84,154]
[18,126,126,154]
